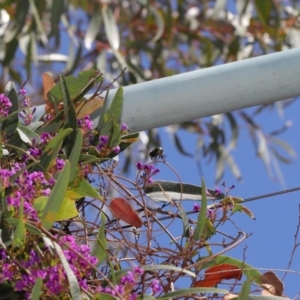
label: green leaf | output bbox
[200,255,262,284]
[97,89,110,131]
[237,278,251,300]
[174,132,193,157]
[92,213,107,266]
[102,5,120,50]
[4,0,29,43]
[17,124,40,145]
[59,74,78,157]
[0,134,2,159]
[41,161,70,230]
[95,294,118,300]
[35,128,72,172]
[49,69,102,104]
[13,218,26,246]
[84,7,102,49]
[70,178,103,201]
[142,265,195,278]
[28,0,47,44]
[99,87,123,136]
[178,202,190,238]
[254,0,274,25]
[140,296,156,300]
[117,133,139,154]
[193,177,207,241]
[69,129,83,182]
[66,41,83,75]
[226,112,238,150]
[149,4,165,42]
[79,154,102,164]
[34,196,78,221]
[108,120,122,148]
[49,0,64,39]
[31,277,43,300]
[156,287,228,300]
[5,218,41,236]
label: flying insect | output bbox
[149,147,164,160]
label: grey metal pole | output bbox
[34,49,300,133]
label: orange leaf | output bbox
[193,264,242,287]
[109,198,142,228]
[42,73,56,105]
[75,96,104,119]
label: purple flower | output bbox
[137,163,160,186]
[19,88,26,95]
[133,266,144,275]
[215,188,222,196]
[78,115,93,132]
[151,279,162,294]
[55,158,65,171]
[28,147,42,158]
[121,123,128,131]
[98,135,109,149]
[40,132,52,144]
[136,162,144,170]
[129,292,138,300]
[113,146,120,153]
[0,263,15,283]
[193,203,200,212]
[0,94,12,117]
[121,271,136,285]
[0,169,14,188]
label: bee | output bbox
[149,147,164,160]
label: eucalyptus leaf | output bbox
[142,264,196,278]
[102,5,120,50]
[84,8,102,50]
[156,287,228,300]
[145,181,224,203]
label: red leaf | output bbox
[193,264,242,287]
[109,198,142,228]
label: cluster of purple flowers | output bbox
[94,266,161,299]
[0,163,54,222]
[136,162,160,185]
[77,115,93,133]
[0,236,98,299]
[0,93,12,117]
